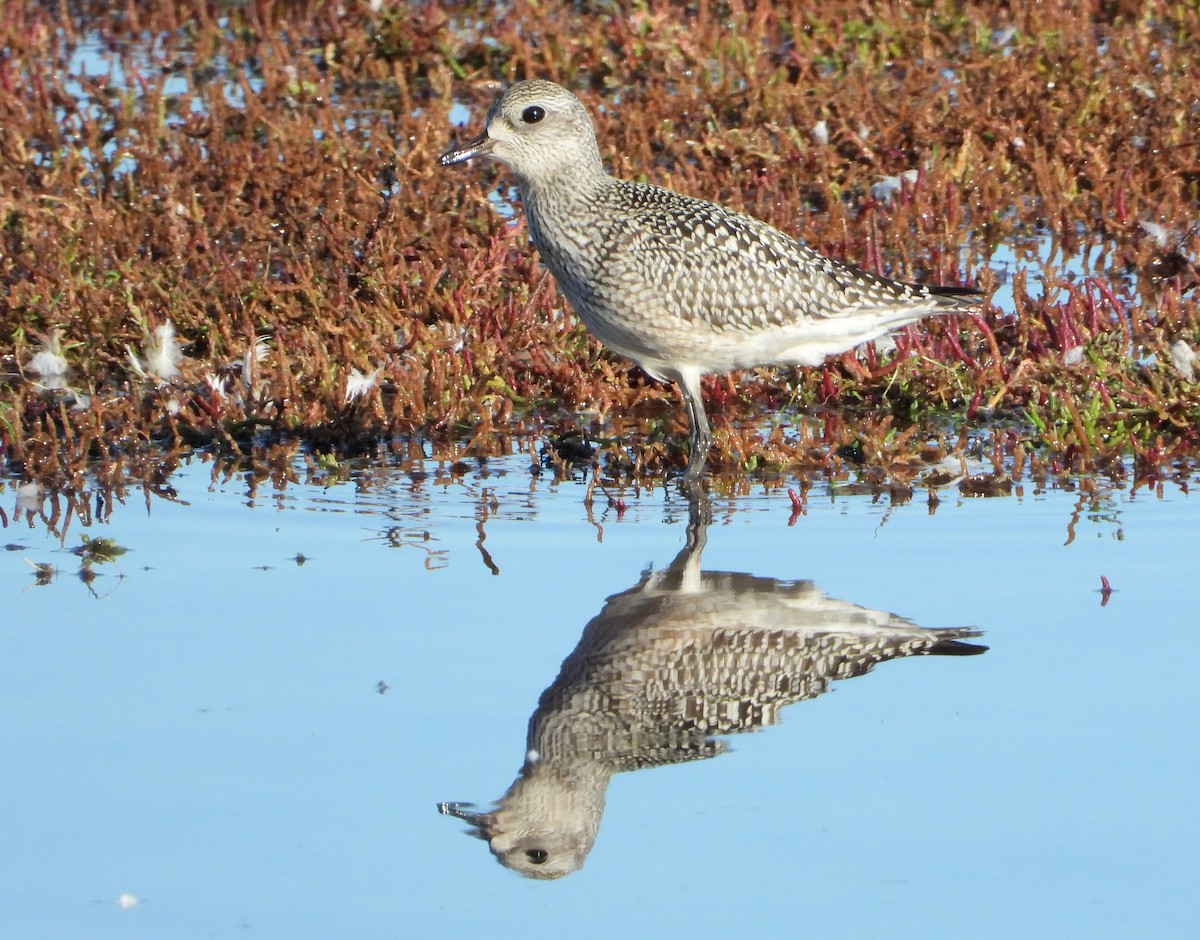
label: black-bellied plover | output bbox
[439,520,984,878]
[440,80,982,477]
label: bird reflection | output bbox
[440,508,985,879]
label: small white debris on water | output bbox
[15,481,43,515]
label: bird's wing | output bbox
[598,183,977,333]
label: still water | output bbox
[2,452,1195,938]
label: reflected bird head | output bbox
[438,760,605,880]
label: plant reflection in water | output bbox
[440,493,986,879]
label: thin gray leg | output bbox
[678,369,711,479]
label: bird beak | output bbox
[439,132,494,166]
[438,801,490,837]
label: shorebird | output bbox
[440,80,981,477]
[439,521,984,878]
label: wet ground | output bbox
[3,451,1195,938]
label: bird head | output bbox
[438,754,607,880]
[439,80,603,185]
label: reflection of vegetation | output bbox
[24,559,56,586]
[0,1,1196,497]
[1064,491,1126,546]
[379,526,448,571]
[21,535,128,596]
[73,536,127,565]
[74,535,128,598]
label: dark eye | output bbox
[525,848,549,864]
[521,106,546,124]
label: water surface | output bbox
[2,453,1195,938]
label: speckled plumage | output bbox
[439,525,985,879]
[440,80,982,475]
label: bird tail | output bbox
[926,284,984,311]
[926,634,988,656]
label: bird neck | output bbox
[520,170,610,246]
[516,146,609,206]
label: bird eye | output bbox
[521,106,546,124]
[525,848,549,864]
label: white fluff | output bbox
[345,365,383,403]
[871,169,919,203]
[1169,340,1197,382]
[144,321,183,379]
[1138,220,1170,249]
[128,321,184,381]
[27,330,70,388]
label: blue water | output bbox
[2,452,1195,939]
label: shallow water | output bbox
[8,17,1195,937]
[2,452,1195,938]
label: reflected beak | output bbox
[437,801,490,837]
[439,132,494,167]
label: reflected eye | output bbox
[525,848,549,865]
[521,106,546,124]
